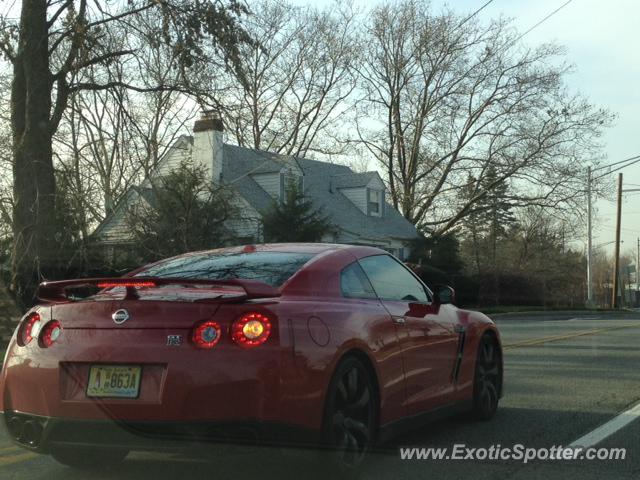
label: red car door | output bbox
[358,255,460,416]
[339,261,408,424]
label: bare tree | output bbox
[200,0,360,158]
[0,0,252,303]
[116,9,199,178]
[0,71,12,262]
[54,16,198,223]
[357,1,613,234]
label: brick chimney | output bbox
[193,109,224,183]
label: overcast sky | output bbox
[294,0,640,259]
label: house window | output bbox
[368,189,382,216]
[280,173,303,203]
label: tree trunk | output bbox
[10,0,57,305]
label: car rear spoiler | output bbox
[37,277,281,303]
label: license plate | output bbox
[87,365,141,398]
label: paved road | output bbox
[1,316,639,480]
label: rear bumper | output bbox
[0,326,325,432]
[2,411,320,454]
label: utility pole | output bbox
[585,156,640,307]
[586,166,593,307]
[612,173,623,308]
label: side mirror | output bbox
[433,285,455,305]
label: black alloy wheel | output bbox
[323,357,377,471]
[472,334,501,420]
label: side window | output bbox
[340,262,377,299]
[359,255,429,303]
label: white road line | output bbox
[568,400,640,448]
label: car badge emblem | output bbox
[112,309,130,325]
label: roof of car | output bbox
[156,243,390,263]
[181,243,366,256]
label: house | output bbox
[93,111,420,260]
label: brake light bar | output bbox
[96,281,157,289]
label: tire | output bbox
[322,356,377,474]
[51,447,128,470]
[471,334,501,420]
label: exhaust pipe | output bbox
[21,420,43,446]
[7,416,23,440]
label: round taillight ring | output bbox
[192,320,222,349]
[18,312,41,346]
[231,312,272,348]
[39,320,62,348]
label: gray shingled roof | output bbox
[94,140,419,244]
[331,171,378,189]
[221,144,418,241]
[223,145,286,175]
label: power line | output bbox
[593,155,640,181]
[592,154,640,173]
[457,0,494,29]
[512,0,573,45]
[609,156,640,174]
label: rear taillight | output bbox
[19,313,41,346]
[192,320,222,349]
[39,320,62,348]
[231,312,272,348]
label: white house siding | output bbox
[326,230,409,260]
[154,138,192,177]
[98,191,261,247]
[227,196,262,242]
[339,187,367,214]
[97,213,133,244]
[95,192,149,244]
[252,172,282,199]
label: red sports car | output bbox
[0,243,502,470]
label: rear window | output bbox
[136,251,315,287]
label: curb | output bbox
[489,310,640,321]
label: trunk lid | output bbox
[52,296,225,329]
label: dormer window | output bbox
[331,171,385,217]
[368,189,382,217]
[280,172,303,202]
[251,164,302,202]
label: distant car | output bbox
[0,243,502,470]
